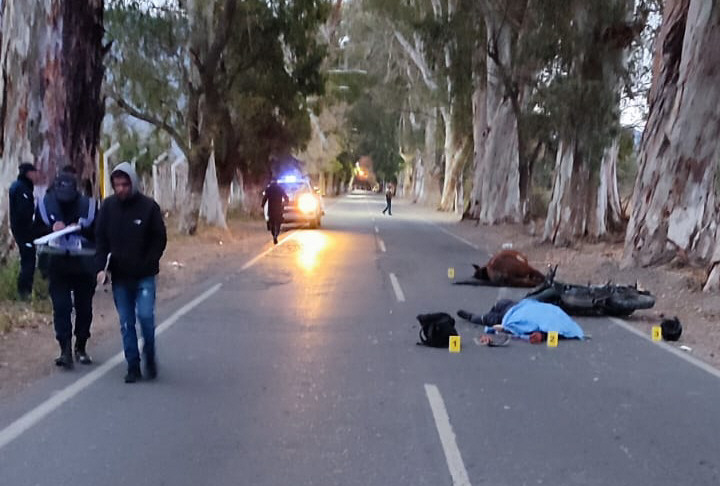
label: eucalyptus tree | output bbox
[540,0,646,245]
[105,0,329,232]
[623,0,720,292]
[0,0,105,255]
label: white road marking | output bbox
[378,239,386,253]
[609,317,720,380]
[241,231,297,271]
[431,224,480,250]
[0,235,293,451]
[424,384,472,486]
[374,226,379,234]
[0,283,222,451]
[389,273,405,302]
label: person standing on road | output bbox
[9,162,41,300]
[262,177,289,245]
[95,162,167,383]
[382,183,393,216]
[35,166,98,369]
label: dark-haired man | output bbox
[95,162,167,383]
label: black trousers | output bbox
[16,242,36,298]
[382,199,392,215]
[269,218,282,239]
[48,272,96,343]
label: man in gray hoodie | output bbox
[95,162,167,383]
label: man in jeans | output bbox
[95,162,167,383]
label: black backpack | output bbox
[661,316,682,341]
[417,313,459,348]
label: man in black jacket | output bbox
[35,166,98,369]
[95,162,167,383]
[9,162,40,300]
[261,177,288,244]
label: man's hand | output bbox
[96,271,108,287]
[52,221,66,231]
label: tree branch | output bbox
[109,92,189,156]
[393,30,438,92]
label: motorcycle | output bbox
[524,266,656,317]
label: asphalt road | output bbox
[1,192,719,485]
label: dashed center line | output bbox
[425,384,472,486]
[378,239,386,253]
[374,226,379,234]
[389,273,405,302]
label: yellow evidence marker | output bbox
[547,331,559,348]
[448,267,455,279]
[652,325,662,342]
[449,336,461,353]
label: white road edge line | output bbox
[0,283,222,451]
[241,231,298,271]
[389,273,405,302]
[378,239,387,253]
[430,223,480,250]
[424,384,472,486]
[609,317,720,380]
[0,236,286,451]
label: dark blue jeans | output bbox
[112,276,157,366]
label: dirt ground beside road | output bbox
[0,218,270,401]
[449,219,720,369]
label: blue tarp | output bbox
[501,299,584,339]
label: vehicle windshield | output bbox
[279,181,310,198]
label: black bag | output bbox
[417,312,458,348]
[661,316,682,341]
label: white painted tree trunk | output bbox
[0,0,103,249]
[624,0,720,270]
[591,138,624,238]
[199,151,227,229]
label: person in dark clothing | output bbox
[261,178,289,245]
[35,166,98,369]
[382,184,393,215]
[9,162,41,300]
[95,162,167,383]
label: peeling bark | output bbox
[623,0,720,270]
[0,0,104,250]
[591,138,625,238]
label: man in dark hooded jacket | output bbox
[9,162,41,300]
[95,162,167,383]
[261,177,289,244]
[35,166,98,369]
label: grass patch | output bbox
[0,256,52,333]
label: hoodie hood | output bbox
[111,162,140,196]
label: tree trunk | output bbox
[543,141,597,245]
[199,150,228,229]
[468,75,487,220]
[478,11,522,223]
[623,0,720,269]
[0,0,104,248]
[438,107,468,211]
[590,138,624,239]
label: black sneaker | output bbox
[74,340,93,365]
[124,364,142,383]
[55,341,74,369]
[457,309,474,321]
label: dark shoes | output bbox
[55,340,74,369]
[457,309,474,321]
[273,236,278,245]
[124,363,142,383]
[74,339,93,365]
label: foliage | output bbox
[104,0,331,187]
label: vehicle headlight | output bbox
[298,193,318,214]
